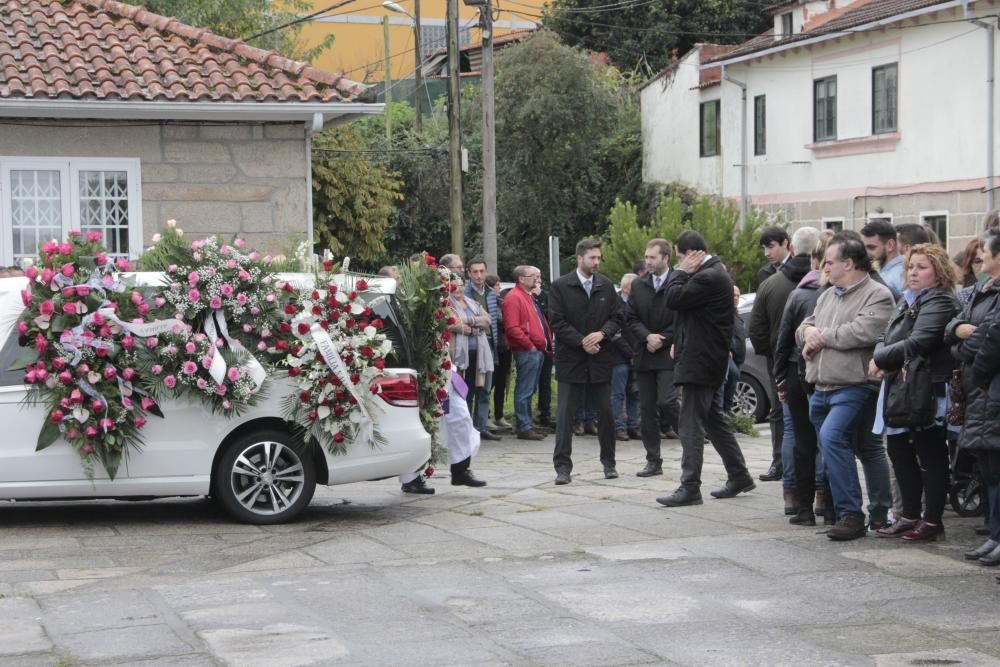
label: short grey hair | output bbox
[791,226,821,257]
[620,273,637,289]
[512,265,533,280]
[439,254,463,269]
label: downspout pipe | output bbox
[722,64,749,228]
[965,0,996,211]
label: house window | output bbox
[700,100,720,158]
[868,213,894,227]
[0,158,142,265]
[781,12,793,36]
[922,212,948,243]
[822,217,844,232]
[754,95,766,156]
[813,76,837,142]
[873,63,898,135]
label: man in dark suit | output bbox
[549,238,625,485]
[658,231,755,507]
[626,238,680,478]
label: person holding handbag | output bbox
[948,229,1000,564]
[870,244,959,542]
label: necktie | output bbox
[654,275,662,291]
[583,278,592,297]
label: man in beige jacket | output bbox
[797,235,894,541]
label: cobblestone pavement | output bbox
[1,426,999,666]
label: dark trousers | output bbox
[537,353,553,423]
[976,450,1000,541]
[886,426,949,524]
[766,359,784,465]
[787,364,821,509]
[492,346,512,420]
[554,381,614,473]
[637,368,680,465]
[462,350,490,432]
[451,456,470,477]
[678,383,750,489]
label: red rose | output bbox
[284,305,298,315]
[320,319,329,329]
[434,311,445,319]
[50,409,64,424]
[297,322,311,335]
[312,305,323,315]
[311,290,320,300]
[288,367,301,377]
[442,360,452,370]
[328,285,338,294]
[333,432,345,443]
[356,279,368,291]
[279,322,292,333]
[323,259,334,272]
[275,340,288,351]
[425,255,436,265]
[360,346,373,358]
[371,318,384,329]
[292,345,303,356]
[300,390,311,402]
[373,358,385,370]
[446,316,456,325]
[436,387,447,400]
[350,374,360,384]
[348,291,358,301]
[334,404,344,416]
[308,410,318,421]
[282,282,294,293]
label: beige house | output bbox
[0,0,382,266]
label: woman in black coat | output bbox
[871,244,959,542]
[948,231,1000,565]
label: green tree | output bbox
[542,0,771,76]
[142,0,334,61]
[601,187,772,291]
[311,124,404,263]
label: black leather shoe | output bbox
[452,471,487,487]
[627,427,641,439]
[636,462,662,478]
[979,544,1000,567]
[583,424,599,436]
[479,430,501,441]
[758,462,782,482]
[656,487,703,507]
[789,509,816,526]
[964,539,999,560]
[603,466,619,479]
[555,471,571,485]
[401,477,435,494]
[710,477,756,499]
[517,430,545,441]
[615,429,629,441]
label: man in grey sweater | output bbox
[797,235,894,541]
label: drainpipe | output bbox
[722,64,749,228]
[305,112,324,263]
[965,1,996,211]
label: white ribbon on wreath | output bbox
[203,310,267,390]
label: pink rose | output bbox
[130,292,142,305]
[151,364,162,375]
[122,336,135,350]
[87,230,102,243]
[61,303,78,315]
[256,341,266,351]
[187,289,200,302]
[122,367,136,381]
[35,334,48,355]
[234,238,246,248]
[220,284,234,297]
[60,263,75,277]
[85,427,98,439]
[24,370,37,384]
[215,384,227,396]
[58,242,72,255]
[140,397,156,410]
[103,367,117,380]
[226,367,239,382]
[76,285,90,297]
[146,337,158,349]
[138,303,150,316]
[250,307,260,316]
[25,266,38,280]
[164,375,177,388]
[237,293,248,305]
[58,371,73,385]
[51,357,66,370]
[122,396,133,409]
[155,297,166,308]
[184,341,196,354]
[95,254,108,267]
[187,271,199,286]
[70,389,83,403]
[201,356,213,369]
[39,300,55,316]
[115,258,129,271]
[197,378,207,390]
[91,399,104,412]
[16,321,28,335]
[209,297,222,309]
[99,418,115,431]
[243,324,252,333]
[41,241,58,254]
[168,264,177,273]
[20,290,32,307]
[99,325,112,338]
[238,270,250,281]
[182,361,197,375]
[34,367,48,382]
[220,246,230,255]
[40,268,55,285]
[222,400,233,411]
[92,313,105,326]
[134,417,146,429]
[50,409,64,424]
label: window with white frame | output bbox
[872,63,898,135]
[0,158,141,265]
[822,217,844,232]
[921,211,948,244]
[813,76,837,142]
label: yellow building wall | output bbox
[300,0,546,81]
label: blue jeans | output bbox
[513,350,543,433]
[782,403,796,490]
[722,358,740,413]
[611,363,640,431]
[809,386,875,519]
[854,391,892,522]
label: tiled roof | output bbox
[705,0,953,63]
[0,0,367,103]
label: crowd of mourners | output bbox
[378,209,1000,573]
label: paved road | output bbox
[1,427,999,666]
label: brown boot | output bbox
[783,488,799,516]
[813,489,826,516]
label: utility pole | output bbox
[383,15,392,144]
[480,0,497,273]
[446,0,463,254]
[413,0,423,133]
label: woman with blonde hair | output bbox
[871,243,960,541]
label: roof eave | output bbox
[0,99,384,126]
[702,0,967,69]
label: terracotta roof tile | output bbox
[706,0,953,63]
[0,0,368,104]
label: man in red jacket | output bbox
[502,265,549,440]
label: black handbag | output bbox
[947,368,966,425]
[884,355,936,428]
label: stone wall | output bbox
[0,120,310,255]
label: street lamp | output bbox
[382,0,423,132]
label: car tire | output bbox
[735,374,769,424]
[214,428,316,524]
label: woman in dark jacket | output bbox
[871,244,959,542]
[949,231,1000,564]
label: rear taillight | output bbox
[372,374,419,407]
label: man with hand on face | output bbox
[626,238,679,478]
[549,239,625,485]
[658,231,755,507]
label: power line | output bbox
[243,0,359,42]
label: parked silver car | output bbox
[735,293,777,423]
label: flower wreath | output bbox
[277,269,391,454]
[14,232,170,479]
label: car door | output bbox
[0,326,117,492]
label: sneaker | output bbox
[486,419,499,431]
[615,429,629,441]
[827,512,867,541]
[401,477,435,495]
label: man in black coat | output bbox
[549,238,625,485]
[626,238,680,478]
[659,231,754,507]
